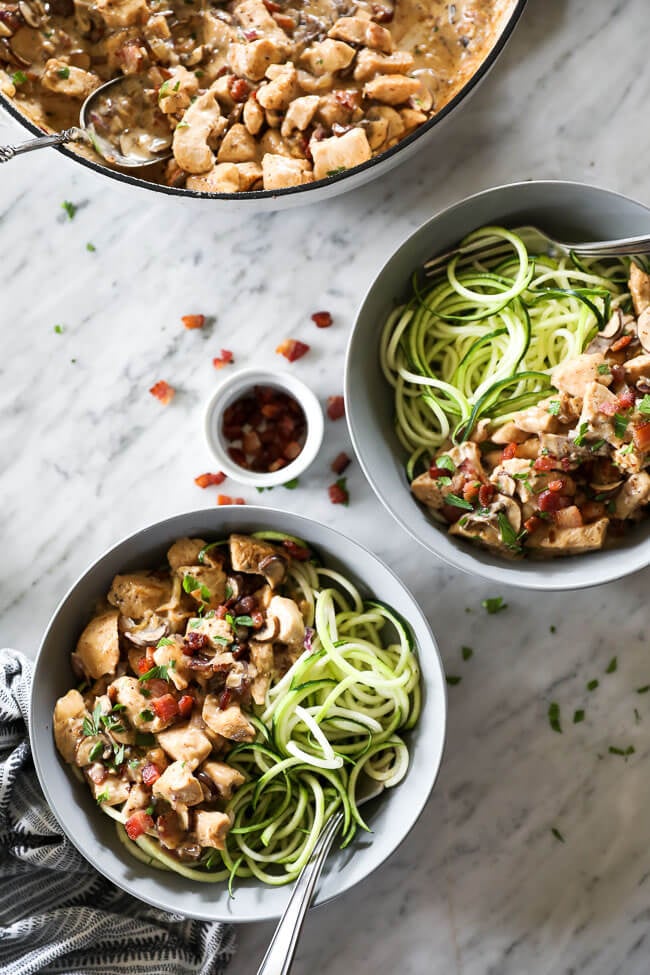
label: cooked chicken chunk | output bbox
[157,721,213,767]
[186,164,241,194]
[623,354,650,384]
[526,518,609,555]
[53,689,87,763]
[188,615,234,649]
[153,760,204,808]
[250,640,274,704]
[551,352,610,397]
[574,382,623,447]
[310,128,372,181]
[111,676,174,733]
[353,48,415,82]
[511,402,558,435]
[281,95,320,137]
[202,699,256,742]
[300,39,355,75]
[121,783,151,820]
[363,74,422,105]
[152,638,190,690]
[173,90,226,175]
[75,609,120,679]
[89,772,130,806]
[328,16,393,53]
[200,759,245,799]
[177,564,227,609]
[108,573,172,620]
[257,63,299,111]
[41,59,99,99]
[217,123,258,163]
[411,471,446,512]
[228,38,285,81]
[158,66,199,115]
[614,471,650,518]
[167,538,207,572]
[194,809,231,850]
[262,154,313,190]
[629,262,650,316]
[93,0,147,27]
[229,534,287,585]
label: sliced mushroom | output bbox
[637,307,650,352]
[18,0,44,28]
[259,554,287,588]
[124,622,169,647]
[254,615,280,641]
[586,309,623,353]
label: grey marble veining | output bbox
[3,0,650,971]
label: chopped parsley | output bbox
[548,701,562,733]
[638,395,650,416]
[11,70,28,85]
[550,625,557,634]
[573,422,589,447]
[113,743,126,767]
[135,732,156,747]
[497,512,521,551]
[138,661,175,682]
[435,475,452,487]
[96,790,110,804]
[182,573,211,602]
[547,400,561,416]
[586,679,599,692]
[436,455,455,472]
[146,804,155,816]
[551,827,565,843]
[226,613,254,628]
[326,166,347,176]
[139,709,155,722]
[82,701,103,738]
[590,439,606,452]
[86,242,96,252]
[573,709,585,724]
[61,200,77,220]
[57,66,70,79]
[283,478,300,489]
[597,363,611,375]
[461,646,473,661]
[156,637,176,648]
[637,685,650,694]
[605,656,618,674]
[53,324,64,334]
[635,707,641,723]
[444,492,473,511]
[88,740,103,762]
[614,414,630,439]
[100,714,126,733]
[482,596,507,615]
[608,745,635,757]
[445,675,461,686]
[225,583,234,599]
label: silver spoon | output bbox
[0,74,172,167]
[256,775,384,975]
[424,224,650,276]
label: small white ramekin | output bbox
[204,366,324,487]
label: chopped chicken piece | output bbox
[152,638,190,691]
[243,95,265,134]
[167,538,207,573]
[53,689,87,763]
[186,164,241,193]
[262,154,313,190]
[173,90,226,174]
[614,471,650,518]
[574,381,623,447]
[512,403,559,435]
[250,640,274,704]
[551,352,610,397]
[411,471,446,512]
[256,63,299,112]
[41,59,99,99]
[194,809,231,850]
[108,573,172,620]
[491,421,530,444]
[75,609,120,679]
[158,66,199,114]
[629,262,650,316]
[229,534,287,585]
[623,354,650,384]
[188,614,234,649]
[121,783,151,820]
[202,698,256,742]
[200,759,245,799]
[217,123,258,162]
[153,760,203,807]
[281,95,320,137]
[157,721,213,767]
[88,772,130,806]
[526,518,609,555]
[177,564,227,609]
[328,16,393,53]
[363,74,422,105]
[228,39,285,81]
[300,38,355,75]
[94,0,148,27]
[310,128,372,181]
[613,443,646,474]
[353,48,415,82]
[112,676,175,733]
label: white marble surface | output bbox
[3,0,650,971]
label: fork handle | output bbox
[567,236,650,257]
[0,126,86,163]
[256,811,344,975]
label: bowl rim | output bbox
[344,178,650,591]
[29,505,447,921]
[0,0,527,202]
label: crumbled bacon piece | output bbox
[311,311,333,328]
[276,339,310,362]
[533,455,557,471]
[328,479,349,505]
[462,481,480,502]
[182,314,205,330]
[184,631,210,655]
[194,472,226,489]
[217,495,246,505]
[547,479,565,493]
[213,349,234,369]
[538,490,570,513]
[218,688,232,709]
[151,693,179,721]
[478,483,494,507]
[137,650,156,675]
[501,442,518,460]
[283,539,311,560]
[610,334,633,353]
[229,76,250,102]
[177,694,194,718]
[617,387,636,410]
[327,395,345,421]
[331,451,351,475]
[141,762,161,787]
[149,380,175,405]
[125,810,154,841]
[222,385,306,472]
[599,399,618,417]
[524,515,542,534]
[633,420,650,452]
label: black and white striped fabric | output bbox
[0,649,236,975]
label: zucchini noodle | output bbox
[100,542,420,888]
[380,226,630,478]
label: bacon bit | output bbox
[218,688,232,709]
[149,380,175,405]
[194,471,226,489]
[334,89,362,111]
[501,442,518,460]
[429,463,449,479]
[462,481,480,503]
[217,494,246,505]
[125,810,154,841]
[524,515,542,534]
[182,314,205,330]
[229,76,250,102]
[151,693,179,722]
[328,479,349,505]
[273,12,295,31]
[617,387,636,410]
[311,311,333,328]
[276,339,310,362]
[213,349,234,369]
[283,538,312,560]
[599,399,618,416]
[538,490,570,513]
[633,420,650,452]
[331,451,351,475]
[327,395,345,421]
[137,650,156,675]
[145,677,172,699]
[141,762,161,787]
[610,333,633,353]
[177,694,194,718]
[548,479,565,493]
[184,631,210,655]
[533,455,557,471]
[478,483,494,507]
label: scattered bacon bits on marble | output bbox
[276,339,310,362]
[327,395,345,420]
[194,472,227,488]
[182,314,205,330]
[213,349,234,369]
[328,477,349,505]
[149,380,175,405]
[311,311,333,329]
[331,451,351,475]
[217,495,246,505]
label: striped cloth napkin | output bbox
[0,649,236,975]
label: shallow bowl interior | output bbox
[345,180,650,590]
[30,506,446,922]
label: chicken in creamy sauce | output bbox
[0,0,515,191]
[53,532,311,857]
[412,264,650,559]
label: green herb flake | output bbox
[86,241,96,252]
[113,743,126,766]
[436,455,455,472]
[139,664,172,682]
[234,614,254,627]
[550,625,557,634]
[638,395,650,416]
[135,732,156,747]
[57,65,70,79]
[61,200,77,220]
[590,439,606,452]
[444,492,474,511]
[597,363,611,375]
[436,475,452,487]
[573,422,589,447]
[547,400,561,416]
[283,478,300,489]
[139,708,155,722]
[461,646,473,661]
[446,675,462,686]
[635,707,641,723]
[587,679,599,692]
[146,804,155,816]
[482,596,507,615]
[96,790,110,804]
[605,656,618,674]
[548,701,562,733]
[573,709,585,724]
[53,324,65,334]
[88,740,103,762]
[608,745,635,757]
[497,512,521,551]
[551,827,565,843]
[11,70,28,85]
[182,573,211,602]
[156,637,175,648]
[637,685,650,694]
[614,414,630,439]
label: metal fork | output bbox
[424,224,650,277]
[255,775,384,975]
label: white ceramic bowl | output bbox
[204,367,324,487]
[30,506,446,922]
[345,180,650,591]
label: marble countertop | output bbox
[3,0,650,971]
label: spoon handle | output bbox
[256,811,344,975]
[0,126,87,163]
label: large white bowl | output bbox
[345,180,650,590]
[30,506,446,922]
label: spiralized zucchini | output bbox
[101,545,420,889]
[380,226,630,478]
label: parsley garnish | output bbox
[573,709,585,724]
[550,625,557,634]
[113,743,126,766]
[551,827,565,843]
[547,400,561,416]
[100,714,126,733]
[283,478,300,489]
[61,200,77,220]
[88,740,103,762]
[146,804,155,816]
[139,709,154,722]
[497,512,521,551]
[183,573,211,602]
[608,745,635,757]
[436,455,455,472]
[573,422,589,447]
[461,646,473,661]
[57,66,70,79]
[96,790,110,804]
[156,637,175,648]
[597,363,610,375]
[235,615,254,627]
[225,583,233,599]
[637,685,650,694]
[12,70,27,85]
[138,662,175,682]
[614,414,629,439]
[638,395,650,415]
[590,439,606,452]
[548,701,562,733]
[82,701,103,738]
[446,675,461,686]
[605,656,617,674]
[436,475,452,487]
[135,732,156,747]
[444,493,473,511]
[586,679,599,692]
[482,596,507,614]
[53,324,64,334]
[86,242,96,252]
